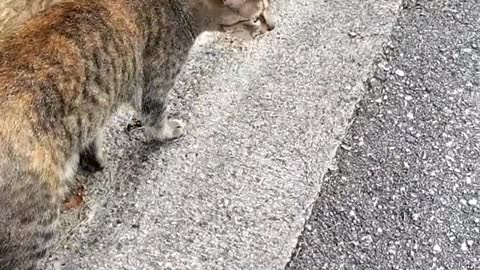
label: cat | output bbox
[0,0,275,269]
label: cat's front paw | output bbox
[146,119,185,142]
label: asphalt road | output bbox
[286,0,480,269]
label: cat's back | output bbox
[0,0,141,108]
[0,2,90,115]
[0,0,141,149]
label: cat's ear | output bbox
[222,0,246,8]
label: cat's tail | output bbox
[0,164,60,270]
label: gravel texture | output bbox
[286,0,480,269]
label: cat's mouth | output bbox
[220,19,250,31]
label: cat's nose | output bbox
[264,16,275,31]
[267,22,275,31]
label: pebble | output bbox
[468,198,478,206]
[395,69,406,77]
[466,177,472,184]
[433,244,442,253]
[362,235,373,243]
[348,32,358,38]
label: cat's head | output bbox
[206,0,275,39]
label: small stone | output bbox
[467,240,474,246]
[466,177,472,184]
[445,155,455,162]
[460,199,467,205]
[341,144,352,151]
[395,69,406,77]
[461,242,468,251]
[468,198,478,206]
[362,235,373,243]
[472,43,478,49]
[463,48,473,53]
[445,141,454,147]
[407,112,414,119]
[433,244,442,253]
[348,32,358,38]
[306,224,313,231]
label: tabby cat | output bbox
[0,0,275,269]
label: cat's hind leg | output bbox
[79,131,105,173]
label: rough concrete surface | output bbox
[37,0,401,269]
[287,0,480,269]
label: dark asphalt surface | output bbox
[286,0,480,269]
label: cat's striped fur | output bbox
[0,0,274,269]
